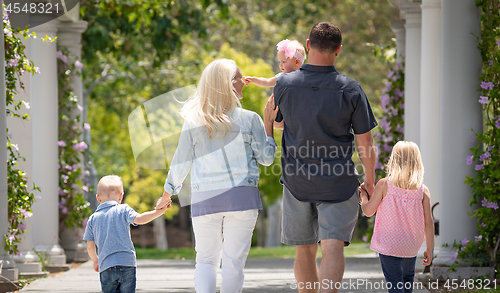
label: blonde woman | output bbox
[155,59,278,293]
[359,141,434,293]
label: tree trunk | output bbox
[265,197,282,247]
[154,218,168,250]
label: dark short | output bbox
[100,266,136,293]
[281,185,359,246]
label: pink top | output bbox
[370,178,425,258]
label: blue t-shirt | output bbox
[83,201,139,272]
[274,64,378,203]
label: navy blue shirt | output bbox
[274,64,377,203]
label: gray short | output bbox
[281,186,359,246]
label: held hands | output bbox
[155,191,172,211]
[264,95,279,123]
[359,182,374,200]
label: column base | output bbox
[64,241,89,263]
[12,250,43,275]
[0,268,18,281]
[33,244,66,265]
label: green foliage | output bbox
[3,7,40,255]
[458,0,500,274]
[57,48,91,231]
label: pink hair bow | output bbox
[276,39,305,64]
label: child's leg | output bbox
[100,266,120,293]
[379,254,404,293]
[401,257,417,293]
[192,213,224,293]
[220,209,258,293]
[114,266,136,293]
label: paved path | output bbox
[20,254,431,293]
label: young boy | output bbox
[83,175,172,293]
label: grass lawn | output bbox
[136,242,373,260]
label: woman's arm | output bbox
[163,121,195,197]
[360,178,387,217]
[250,97,279,166]
[244,76,277,87]
[422,186,434,266]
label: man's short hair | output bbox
[309,22,342,53]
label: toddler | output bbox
[84,175,171,293]
[359,141,434,293]
[244,39,306,87]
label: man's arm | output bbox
[86,241,99,272]
[355,130,376,196]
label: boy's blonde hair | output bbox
[180,59,242,139]
[97,175,124,199]
[386,141,424,190]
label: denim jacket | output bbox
[164,108,277,194]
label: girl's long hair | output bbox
[386,141,424,190]
[180,59,242,139]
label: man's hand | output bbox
[93,261,99,272]
[360,182,374,200]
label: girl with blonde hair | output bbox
[156,58,279,293]
[359,141,434,293]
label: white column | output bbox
[30,20,66,265]
[390,20,406,64]
[400,1,422,145]
[0,1,19,282]
[433,0,481,266]
[420,0,441,249]
[56,20,90,262]
[7,38,43,274]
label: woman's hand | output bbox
[156,191,172,210]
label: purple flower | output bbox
[18,224,26,231]
[72,141,88,151]
[395,89,404,98]
[19,208,32,218]
[450,252,458,261]
[84,123,91,131]
[487,202,499,210]
[58,188,66,196]
[392,75,398,82]
[475,235,483,242]
[375,161,383,170]
[479,96,489,104]
[387,70,394,79]
[480,152,491,161]
[482,198,488,207]
[488,146,493,151]
[475,164,484,170]
[58,141,66,147]
[383,143,393,152]
[496,117,500,128]
[489,60,494,66]
[35,67,40,74]
[56,51,68,63]
[461,238,469,245]
[61,207,68,214]
[472,136,476,142]
[82,185,89,192]
[74,60,84,69]
[78,105,83,112]
[467,156,473,165]
[498,39,500,47]
[380,94,390,107]
[481,81,494,90]
[7,234,15,242]
[395,124,404,133]
[4,28,13,38]
[72,164,78,170]
[61,175,69,182]
[362,235,368,242]
[66,165,73,171]
[71,183,79,189]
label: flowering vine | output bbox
[57,47,91,232]
[453,0,500,274]
[374,63,405,179]
[4,8,41,255]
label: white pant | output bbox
[192,209,258,293]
